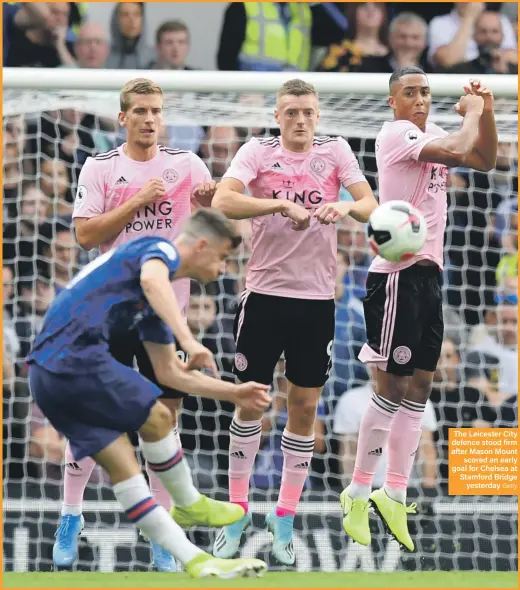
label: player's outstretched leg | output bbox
[212,415,262,558]
[94,407,266,579]
[53,442,95,568]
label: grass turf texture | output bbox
[3,572,518,588]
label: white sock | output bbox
[384,485,407,504]
[61,504,82,516]
[347,482,372,501]
[140,431,201,507]
[113,474,204,564]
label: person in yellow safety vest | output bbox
[217,2,312,72]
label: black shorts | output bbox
[109,331,187,400]
[233,291,335,388]
[359,264,444,377]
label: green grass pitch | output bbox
[3,572,518,588]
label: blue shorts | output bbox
[28,358,162,461]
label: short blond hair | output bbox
[120,78,163,112]
[276,79,318,104]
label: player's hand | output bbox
[234,382,271,412]
[283,201,311,231]
[463,79,495,113]
[193,181,218,202]
[183,340,220,378]
[313,203,350,225]
[454,94,484,117]
[136,179,166,205]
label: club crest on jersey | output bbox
[310,157,326,174]
[283,180,295,188]
[163,169,179,183]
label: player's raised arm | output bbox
[455,80,498,172]
[418,94,491,170]
[142,341,270,412]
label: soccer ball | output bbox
[367,200,427,262]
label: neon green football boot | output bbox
[185,553,267,579]
[340,488,371,546]
[171,494,245,529]
[369,488,417,552]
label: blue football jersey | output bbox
[28,237,181,374]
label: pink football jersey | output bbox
[72,144,211,312]
[224,136,367,299]
[371,120,449,273]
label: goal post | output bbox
[2,68,518,573]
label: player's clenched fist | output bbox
[283,201,311,231]
[314,203,348,225]
[454,94,484,117]
[194,181,218,201]
[234,382,271,411]
[464,79,495,113]
[137,178,165,205]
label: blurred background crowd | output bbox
[3,2,518,502]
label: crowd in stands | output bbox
[3,3,518,501]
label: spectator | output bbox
[446,11,518,74]
[6,2,76,68]
[318,2,388,73]
[333,366,438,492]
[466,299,518,397]
[428,2,516,70]
[217,2,313,71]
[3,2,53,65]
[360,12,430,73]
[105,2,154,70]
[3,266,20,377]
[496,206,518,291]
[429,337,500,490]
[150,20,193,70]
[69,22,110,68]
[3,185,50,283]
[16,275,55,360]
[40,221,79,293]
[38,158,74,218]
[201,127,241,180]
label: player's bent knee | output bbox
[139,401,173,442]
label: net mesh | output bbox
[3,85,518,573]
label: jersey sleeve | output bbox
[336,137,368,188]
[223,138,260,188]
[139,239,181,277]
[72,157,106,219]
[189,152,213,208]
[384,122,443,165]
[137,314,175,345]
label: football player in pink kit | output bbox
[341,68,498,552]
[54,79,244,572]
[211,79,378,565]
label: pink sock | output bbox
[146,463,173,511]
[351,393,400,488]
[385,399,425,493]
[276,430,314,516]
[62,442,96,516]
[228,417,262,513]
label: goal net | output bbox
[3,69,518,573]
